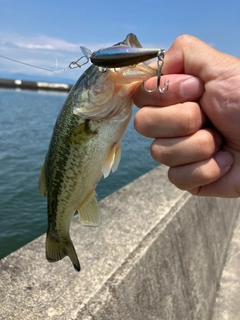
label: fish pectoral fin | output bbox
[38,161,47,197]
[111,144,121,173]
[68,122,96,146]
[77,192,101,227]
[102,143,121,178]
[45,232,81,272]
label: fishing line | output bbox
[0,53,70,73]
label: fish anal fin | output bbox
[45,232,81,272]
[38,161,48,197]
[102,143,121,178]
[77,192,101,227]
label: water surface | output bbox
[0,88,158,258]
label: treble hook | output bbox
[143,49,169,94]
[69,56,89,69]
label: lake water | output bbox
[0,88,158,259]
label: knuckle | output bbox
[150,140,173,166]
[197,130,216,156]
[167,167,176,184]
[168,167,186,190]
[134,109,147,134]
[133,112,141,132]
[134,108,157,137]
[174,34,195,48]
[150,141,161,162]
[178,104,202,134]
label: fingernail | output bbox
[180,77,203,99]
[215,151,233,170]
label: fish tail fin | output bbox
[45,232,81,272]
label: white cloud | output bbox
[0,32,114,82]
[0,32,80,51]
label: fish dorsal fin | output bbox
[102,143,121,179]
[77,192,101,227]
[38,161,48,197]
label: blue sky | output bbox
[0,0,240,84]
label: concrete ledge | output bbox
[0,78,72,92]
[0,165,239,319]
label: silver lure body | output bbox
[80,33,162,68]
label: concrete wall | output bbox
[211,212,240,320]
[0,165,239,320]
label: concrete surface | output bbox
[211,212,240,320]
[0,165,239,320]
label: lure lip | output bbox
[89,45,161,68]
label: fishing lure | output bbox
[80,45,163,68]
[69,33,169,93]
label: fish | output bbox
[80,33,162,68]
[38,34,158,271]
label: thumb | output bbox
[163,35,235,81]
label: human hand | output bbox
[133,35,240,197]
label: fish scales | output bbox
[39,35,158,271]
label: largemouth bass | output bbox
[38,34,158,271]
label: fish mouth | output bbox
[111,63,158,85]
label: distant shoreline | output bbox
[0,78,72,92]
